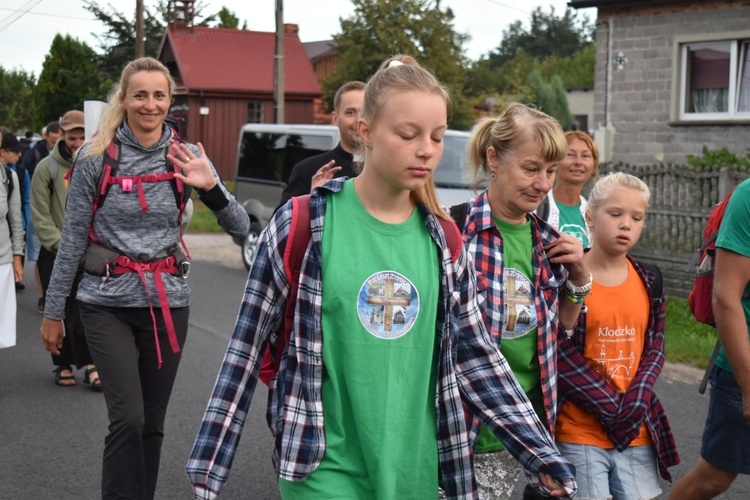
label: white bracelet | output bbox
[564,272,593,299]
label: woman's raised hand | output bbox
[168,141,218,191]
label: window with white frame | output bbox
[247,101,264,123]
[680,39,750,120]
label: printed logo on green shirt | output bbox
[358,271,420,339]
[502,268,537,339]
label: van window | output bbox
[434,133,470,188]
[237,132,335,183]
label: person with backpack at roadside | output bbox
[555,172,679,499]
[449,103,590,499]
[0,138,24,348]
[30,109,100,389]
[187,55,577,499]
[40,57,250,500]
[670,177,750,499]
[0,132,30,292]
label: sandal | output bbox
[54,366,76,387]
[83,366,103,392]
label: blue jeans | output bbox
[556,442,660,500]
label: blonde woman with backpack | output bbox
[40,57,250,499]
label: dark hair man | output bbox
[23,121,62,178]
[278,81,366,208]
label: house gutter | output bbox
[568,0,680,8]
[601,18,610,127]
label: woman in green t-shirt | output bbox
[537,131,599,248]
[188,58,577,499]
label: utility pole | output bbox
[273,0,285,124]
[136,0,145,58]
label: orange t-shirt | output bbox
[556,260,653,448]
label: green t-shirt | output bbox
[475,216,545,453]
[279,180,440,498]
[556,200,589,248]
[715,179,750,374]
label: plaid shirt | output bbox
[557,256,680,480]
[186,179,577,499]
[457,191,567,435]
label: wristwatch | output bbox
[564,272,593,299]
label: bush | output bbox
[686,146,750,171]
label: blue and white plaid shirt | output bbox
[186,179,576,499]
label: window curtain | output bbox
[689,47,730,113]
[738,43,750,113]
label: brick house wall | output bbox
[586,0,750,165]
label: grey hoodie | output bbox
[45,121,249,319]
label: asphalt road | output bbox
[3,238,750,499]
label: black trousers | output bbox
[38,246,93,368]
[78,302,189,500]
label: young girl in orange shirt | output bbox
[555,172,679,499]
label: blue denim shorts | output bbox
[701,366,750,474]
[556,442,661,500]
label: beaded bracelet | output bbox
[565,293,584,304]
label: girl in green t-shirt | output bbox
[188,56,578,500]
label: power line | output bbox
[0,5,93,25]
[0,0,43,33]
[480,0,531,16]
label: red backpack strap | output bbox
[437,216,462,263]
[259,194,312,386]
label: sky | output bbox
[1,0,595,77]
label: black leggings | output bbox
[78,302,189,500]
[38,246,93,368]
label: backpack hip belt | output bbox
[113,253,188,368]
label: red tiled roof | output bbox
[161,25,321,95]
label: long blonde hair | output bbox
[360,54,452,221]
[84,57,175,158]
[467,103,567,190]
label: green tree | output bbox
[326,0,471,128]
[488,6,593,69]
[0,67,36,131]
[214,7,246,29]
[522,69,574,130]
[536,43,596,89]
[462,6,595,120]
[33,35,105,128]
[84,0,217,82]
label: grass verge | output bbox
[186,202,223,233]
[665,297,717,369]
[185,181,237,234]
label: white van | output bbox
[233,124,475,269]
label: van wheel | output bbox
[241,222,262,270]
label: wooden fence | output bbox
[595,163,749,298]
